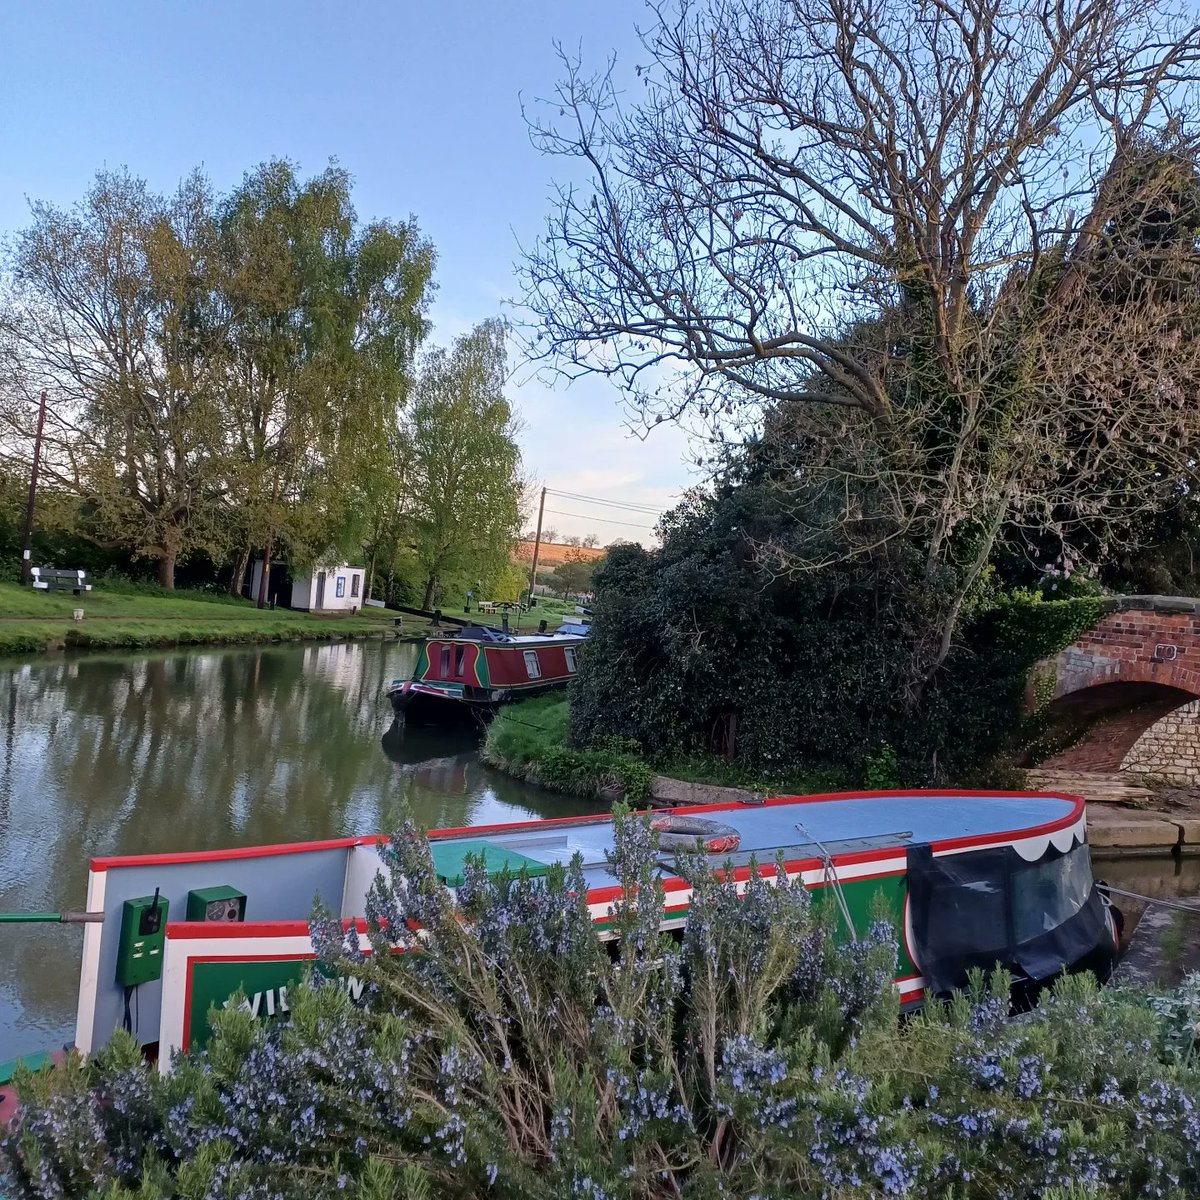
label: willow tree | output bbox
[215,160,434,600]
[401,320,524,610]
[0,170,229,587]
[523,0,1200,693]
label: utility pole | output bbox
[19,390,48,584]
[527,486,547,605]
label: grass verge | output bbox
[0,581,406,655]
[481,696,654,803]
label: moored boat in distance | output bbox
[386,623,587,724]
[45,789,1117,1073]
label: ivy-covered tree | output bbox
[523,0,1200,696]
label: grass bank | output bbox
[481,696,655,802]
[0,580,406,655]
[483,697,876,802]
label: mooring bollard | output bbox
[72,608,84,622]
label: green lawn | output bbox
[0,581,404,655]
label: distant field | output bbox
[513,540,606,566]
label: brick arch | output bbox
[1051,595,1200,699]
[1035,681,1198,772]
[1035,596,1200,772]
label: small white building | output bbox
[248,561,366,613]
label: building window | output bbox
[335,576,346,598]
[564,647,578,673]
[455,646,466,676]
[351,573,360,598]
[523,650,542,679]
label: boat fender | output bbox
[650,814,742,854]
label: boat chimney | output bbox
[502,612,510,634]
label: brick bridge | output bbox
[1033,595,1200,783]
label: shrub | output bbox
[482,699,654,802]
[3,814,1200,1199]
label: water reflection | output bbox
[0,639,600,1061]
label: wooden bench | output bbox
[30,567,92,595]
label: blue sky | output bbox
[0,0,696,542]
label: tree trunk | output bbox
[229,545,251,598]
[157,549,176,590]
[257,533,274,609]
[421,575,436,610]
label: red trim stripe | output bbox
[167,917,369,941]
[93,791,1085,873]
[91,837,359,873]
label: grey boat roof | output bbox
[433,792,1082,893]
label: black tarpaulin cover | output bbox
[905,842,1108,996]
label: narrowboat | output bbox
[14,789,1116,1076]
[386,624,587,724]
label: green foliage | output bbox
[365,320,524,610]
[1,161,435,591]
[483,697,654,802]
[569,480,1104,784]
[863,744,899,790]
[4,815,1200,1199]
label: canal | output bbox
[0,638,601,1063]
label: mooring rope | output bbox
[1102,885,1200,916]
[0,911,103,924]
[795,820,859,940]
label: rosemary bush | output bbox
[3,811,1199,1199]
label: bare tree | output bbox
[523,0,1200,687]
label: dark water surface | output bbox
[0,639,600,1062]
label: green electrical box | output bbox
[186,885,247,923]
[115,894,169,986]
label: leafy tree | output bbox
[214,160,434,602]
[0,170,229,587]
[548,546,598,599]
[401,320,524,609]
[523,0,1200,695]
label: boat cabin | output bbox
[70,790,1116,1071]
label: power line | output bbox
[541,507,657,531]
[547,488,665,515]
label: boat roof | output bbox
[431,626,587,645]
[425,791,1083,894]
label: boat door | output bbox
[315,571,326,610]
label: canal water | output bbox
[0,638,601,1063]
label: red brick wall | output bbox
[1053,607,1200,699]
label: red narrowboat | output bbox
[386,624,587,724]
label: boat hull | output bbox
[388,682,495,726]
[387,677,571,725]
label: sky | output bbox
[0,0,699,544]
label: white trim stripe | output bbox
[73,868,107,1054]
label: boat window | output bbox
[523,650,542,678]
[1011,844,1092,944]
[565,647,578,673]
[351,574,360,598]
[335,576,346,598]
[440,647,452,676]
[455,646,466,676]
